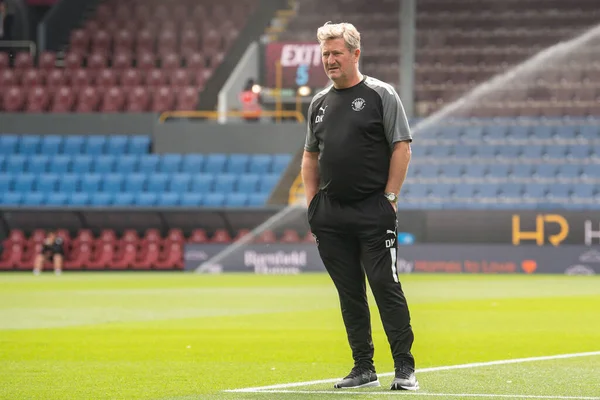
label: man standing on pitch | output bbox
[302,22,418,391]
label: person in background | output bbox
[33,231,64,275]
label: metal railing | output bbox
[0,40,36,57]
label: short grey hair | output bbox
[317,22,361,52]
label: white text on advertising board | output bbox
[280,44,322,67]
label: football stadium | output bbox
[1,0,599,399]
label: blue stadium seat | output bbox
[169,173,192,193]
[248,193,268,206]
[135,192,157,206]
[429,146,451,158]
[487,165,510,179]
[58,174,79,193]
[124,174,146,193]
[102,174,124,193]
[579,125,599,140]
[510,164,534,179]
[534,165,557,179]
[499,183,523,199]
[557,165,581,179]
[106,135,129,155]
[81,174,102,192]
[438,126,462,140]
[258,173,279,193]
[181,154,204,173]
[453,145,474,159]
[567,145,590,159]
[204,153,227,174]
[521,145,544,160]
[224,154,250,174]
[272,154,293,173]
[138,154,160,172]
[429,184,452,198]
[485,125,507,140]
[6,155,26,173]
[159,154,183,173]
[464,165,486,179]
[92,155,115,174]
[224,193,248,207]
[248,154,272,174]
[497,146,520,159]
[547,184,571,201]
[2,192,23,205]
[592,145,600,159]
[26,155,49,174]
[35,174,58,194]
[475,183,499,198]
[112,193,134,206]
[69,192,90,206]
[554,125,577,140]
[115,155,138,173]
[544,145,567,160]
[0,155,6,172]
[45,192,68,206]
[453,184,475,199]
[531,126,553,140]
[404,183,428,198]
[417,165,439,178]
[23,192,45,206]
[476,145,497,159]
[582,165,600,179]
[62,136,85,155]
[572,184,594,199]
[146,173,169,193]
[462,126,484,140]
[507,126,530,139]
[236,174,260,193]
[214,173,237,193]
[40,135,63,154]
[410,146,427,158]
[0,135,19,155]
[18,135,41,154]
[83,136,107,155]
[71,155,93,174]
[523,183,548,198]
[0,174,11,192]
[14,173,35,192]
[128,135,150,155]
[203,193,225,207]
[157,192,180,206]
[90,193,113,206]
[48,155,71,174]
[191,174,214,193]
[439,165,463,179]
[180,193,203,206]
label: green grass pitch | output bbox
[1,273,599,399]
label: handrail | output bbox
[158,110,305,123]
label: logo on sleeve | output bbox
[315,105,327,123]
[352,98,366,111]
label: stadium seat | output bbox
[487,165,510,179]
[115,155,138,173]
[476,145,497,159]
[90,193,113,206]
[180,193,203,206]
[69,192,90,206]
[18,135,41,155]
[138,155,160,172]
[0,174,11,193]
[258,174,280,193]
[23,192,45,206]
[102,174,124,193]
[225,154,250,174]
[567,145,590,159]
[128,136,150,155]
[405,183,428,198]
[62,136,85,155]
[159,154,183,173]
[535,165,558,179]
[248,193,268,206]
[155,242,183,270]
[81,174,103,192]
[439,165,463,179]
[236,174,260,193]
[523,183,548,199]
[147,173,169,193]
[521,145,544,160]
[210,229,232,243]
[48,155,71,174]
[58,174,79,193]
[124,174,146,194]
[27,155,49,174]
[157,192,180,206]
[204,154,227,174]
[168,173,192,194]
[280,229,301,243]
[46,192,68,206]
[248,154,271,174]
[214,174,237,193]
[453,184,475,200]
[35,173,58,193]
[40,135,63,154]
[0,135,19,155]
[557,165,581,180]
[203,193,225,207]
[106,135,129,155]
[544,145,567,160]
[224,193,248,207]
[71,155,93,174]
[14,174,35,192]
[271,154,292,173]
[112,193,134,206]
[417,165,438,178]
[510,164,534,179]
[135,192,158,206]
[92,155,116,173]
[2,192,23,205]
[6,155,26,174]
[181,155,204,173]
[84,136,107,155]
[190,174,214,193]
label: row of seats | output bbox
[0,154,292,174]
[0,134,150,155]
[405,164,600,179]
[417,124,600,139]
[0,191,270,207]
[410,145,600,159]
[0,172,281,194]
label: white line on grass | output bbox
[237,391,600,399]
[224,350,600,393]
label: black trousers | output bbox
[308,191,415,370]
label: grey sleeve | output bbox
[381,87,412,145]
[304,98,319,152]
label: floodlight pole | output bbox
[400,0,416,118]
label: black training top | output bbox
[41,237,64,254]
[304,76,412,202]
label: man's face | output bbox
[321,38,359,83]
[47,232,56,241]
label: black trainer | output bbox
[334,365,380,389]
[390,361,419,391]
